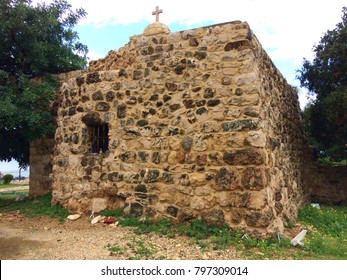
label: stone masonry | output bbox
[29,137,54,197]
[29,19,344,236]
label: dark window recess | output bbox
[90,125,109,153]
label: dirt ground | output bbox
[0,212,240,260]
[0,185,29,192]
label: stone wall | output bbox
[45,20,311,235]
[303,147,347,204]
[29,137,54,197]
[309,165,347,204]
[254,39,310,227]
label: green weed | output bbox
[135,219,175,236]
[133,240,157,258]
[117,217,175,237]
[118,216,142,227]
[121,239,158,260]
[196,240,208,250]
[297,205,347,259]
[101,209,124,218]
[108,243,122,253]
[298,205,347,236]
[0,193,69,223]
[177,219,222,240]
[284,221,295,228]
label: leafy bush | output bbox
[3,174,14,184]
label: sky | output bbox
[60,0,345,105]
[0,0,346,175]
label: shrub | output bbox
[3,174,14,184]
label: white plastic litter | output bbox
[89,210,95,219]
[109,221,119,228]
[311,203,320,209]
[15,193,25,201]
[291,229,307,246]
[241,234,250,240]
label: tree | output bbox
[3,174,14,184]
[297,7,347,161]
[0,0,88,167]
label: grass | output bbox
[0,192,69,223]
[317,157,347,166]
[1,193,346,259]
[133,240,157,259]
[107,243,123,254]
[101,209,124,218]
[0,191,28,201]
[0,183,28,189]
[296,205,347,259]
[107,239,159,260]
[102,205,347,260]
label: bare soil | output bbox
[0,212,240,260]
[0,185,29,192]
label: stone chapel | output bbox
[29,7,347,236]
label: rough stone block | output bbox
[86,72,101,84]
[200,121,219,133]
[91,198,108,213]
[129,203,144,217]
[144,169,160,183]
[248,190,268,210]
[189,173,206,186]
[215,167,239,190]
[195,186,211,196]
[224,40,249,51]
[95,102,110,111]
[181,136,193,151]
[202,209,225,227]
[221,119,260,131]
[193,135,208,152]
[166,205,179,217]
[241,167,268,190]
[82,112,101,125]
[245,207,274,227]
[223,149,266,165]
[190,197,205,210]
[92,91,103,101]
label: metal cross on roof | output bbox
[152,6,163,22]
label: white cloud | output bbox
[86,50,103,61]
[298,91,310,110]
[35,0,346,62]
[33,0,345,108]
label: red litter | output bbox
[103,217,116,224]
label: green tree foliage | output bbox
[0,0,88,167]
[3,174,14,184]
[298,7,347,161]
